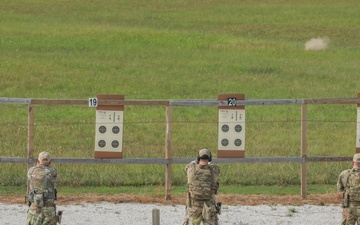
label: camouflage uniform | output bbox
[26,152,58,225]
[338,168,355,225]
[183,149,220,225]
[337,153,360,225]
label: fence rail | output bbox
[0,156,352,164]
[2,97,360,106]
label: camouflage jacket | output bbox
[338,168,352,192]
[27,165,58,204]
[185,160,220,202]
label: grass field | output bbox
[1,0,360,193]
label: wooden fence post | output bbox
[165,106,173,200]
[27,104,35,193]
[301,104,308,199]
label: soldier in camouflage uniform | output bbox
[183,148,220,225]
[338,165,352,225]
[26,151,58,225]
[337,153,360,225]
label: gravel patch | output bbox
[0,202,342,225]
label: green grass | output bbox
[1,0,360,194]
[0,184,336,196]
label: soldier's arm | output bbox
[52,167,58,180]
[210,165,220,194]
[337,170,349,192]
[27,168,32,181]
[184,160,197,175]
[337,173,345,192]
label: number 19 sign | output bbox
[89,98,98,107]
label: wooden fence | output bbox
[1,97,359,199]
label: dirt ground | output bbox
[1,192,344,225]
[0,192,342,206]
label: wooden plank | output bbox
[165,106,173,200]
[211,157,303,163]
[169,99,304,106]
[27,104,35,200]
[27,98,359,106]
[305,156,353,162]
[357,93,360,153]
[207,156,352,163]
[28,98,360,106]
[301,104,308,199]
[27,105,35,163]
[0,97,30,104]
[170,100,220,106]
[51,158,170,164]
[304,98,360,104]
[217,151,245,158]
[0,156,353,164]
[31,99,169,106]
[96,94,124,111]
[106,100,169,106]
[31,99,88,105]
[2,97,360,106]
[240,99,304,106]
[94,152,123,158]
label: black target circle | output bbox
[234,139,242,147]
[221,138,229,147]
[221,124,229,132]
[98,140,106,148]
[234,124,242,132]
[99,126,107,134]
[112,126,120,134]
[112,140,119,148]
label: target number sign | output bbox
[88,98,98,107]
[228,98,237,106]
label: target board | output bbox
[217,94,245,158]
[94,94,124,158]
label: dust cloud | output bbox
[305,37,330,51]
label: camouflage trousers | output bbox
[342,206,360,225]
[27,206,57,225]
[183,200,219,225]
[342,207,350,225]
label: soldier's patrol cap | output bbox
[198,148,211,159]
[38,151,51,164]
[353,153,360,163]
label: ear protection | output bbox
[197,148,212,162]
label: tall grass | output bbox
[1,0,360,190]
